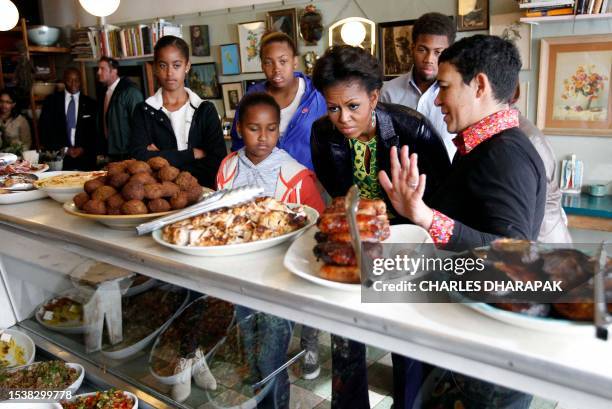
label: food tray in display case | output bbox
[35,288,91,334]
[62,187,214,230]
[149,296,235,385]
[100,285,190,360]
[152,203,318,256]
[0,361,85,398]
[60,389,138,409]
[0,328,36,369]
[284,224,433,291]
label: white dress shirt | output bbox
[146,87,204,151]
[106,77,121,103]
[380,70,457,159]
[65,90,80,146]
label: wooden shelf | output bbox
[520,12,612,24]
[29,46,71,54]
[74,54,153,62]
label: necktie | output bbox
[103,90,111,139]
[66,95,76,147]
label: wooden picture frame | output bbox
[237,20,266,73]
[187,63,220,99]
[457,0,489,32]
[267,8,298,48]
[222,82,244,119]
[537,34,612,137]
[378,19,416,80]
[190,25,210,57]
[220,43,241,76]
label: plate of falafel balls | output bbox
[63,157,213,230]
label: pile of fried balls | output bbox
[73,157,204,215]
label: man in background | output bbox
[39,67,97,170]
[96,56,143,161]
[511,85,572,243]
[380,12,457,159]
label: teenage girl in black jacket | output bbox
[130,36,226,188]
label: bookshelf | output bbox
[520,11,612,22]
[0,18,76,149]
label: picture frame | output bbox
[457,0,489,32]
[190,25,210,57]
[243,78,266,93]
[378,19,416,80]
[187,63,220,99]
[237,20,266,73]
[222,82,244,119]
[220,43,241,76]
[537,34,612,137]
[267,8,298,48]
[490,12,531,70]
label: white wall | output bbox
[41,0,612,188]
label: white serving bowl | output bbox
[32,82,59,98]
[60,390,138,409]
[0,328,36,368]
[27,26,61,46]
[34,171,102,203]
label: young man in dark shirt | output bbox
[379,35,545,409]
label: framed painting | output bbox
[537,34,612,137]
[190,25,210,57]
[220,43,241,76]
[187,63,220,99]
[267,8,298,48]
[490,12,531,70]
[222,82,244,119]
[378,19,416,80]
[238,20,266,73]
[243,78,266,93]
[457,0,489,32]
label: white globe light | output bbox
[0,0,19,31]
[79,0,120,17]
[340,21,366,47]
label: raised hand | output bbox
[378,145,434,229]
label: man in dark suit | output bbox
[39,67,98,170]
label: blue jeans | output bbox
[235,306,293,409]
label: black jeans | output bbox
[331,336,370,409]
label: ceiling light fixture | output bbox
[78,0,120,18]
[0,0,19,31]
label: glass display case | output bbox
[0,231,306,408]
[1,199,611,409]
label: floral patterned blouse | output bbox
[349,137,383,200]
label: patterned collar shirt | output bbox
[429,109,520,245]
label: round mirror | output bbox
[299,5,323,46]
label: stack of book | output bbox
[519,0,609,16]
[70,27,95,60]
[70,20,182,60]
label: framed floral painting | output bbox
[537,34,612,137]
[237,20,266,73]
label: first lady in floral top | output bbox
[309,45,450,409]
